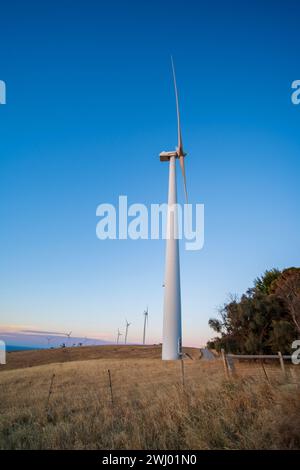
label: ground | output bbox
[0,344,201,371]
[0,345,300,450]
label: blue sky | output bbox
[0,0,300,347]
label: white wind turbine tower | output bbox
[142,308,148,345]
[117,328,123,344]
[124,319,131,345]
[159,57,188,360]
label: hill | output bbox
[1,351,300,449]
[0,344,201,371]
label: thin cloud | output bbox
[21,329,66,336]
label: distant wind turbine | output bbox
[117,328,123,344]
[65,331,72,347]
[159,57,188,360]
[142,308,148,345]
[124,319,131,345]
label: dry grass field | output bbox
[0,345,201,371]
[1,345,300,450]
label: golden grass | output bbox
[1,345,201,371]
[1,352,300,450]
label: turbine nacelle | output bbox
[159,149,187,162]
[159,150,177,162]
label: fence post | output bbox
[278,351,287,380]
[46,373,55,411]
[289,366,297,383]
[107,369,114,405]
[260,360,270,383]
[226,355,237,377]
[181,358,185,387]
[221,349,229,379]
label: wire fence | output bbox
[1,354,299,417]
[221,349,300,383]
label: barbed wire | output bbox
[1,359,299,414]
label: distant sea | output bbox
[6,345,43,352]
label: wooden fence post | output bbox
[226,355,236,377]
[278,351,287,380]
[289,366,297,383]
[107,369,114,405]
[221,349,229,379]
[260,360,270,383]
[46,373,55,411]
[181,358,185,387]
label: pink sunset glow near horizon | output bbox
[0,324,210,349]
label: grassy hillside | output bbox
[0,345,201,371]
[0,347,300,449]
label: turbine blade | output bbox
[179,155,188,204]
[171,56,183,155]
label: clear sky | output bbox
[0,0,300,347]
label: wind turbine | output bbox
[117,328,123,344]
[159,57,188,360]
[142,308,148,345]
[124,319,131,345]
[65,331,72,347]
[46,336,52,348]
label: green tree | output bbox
[252,268,281,295]
[270,267,300,333]
[208,268,299,354]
